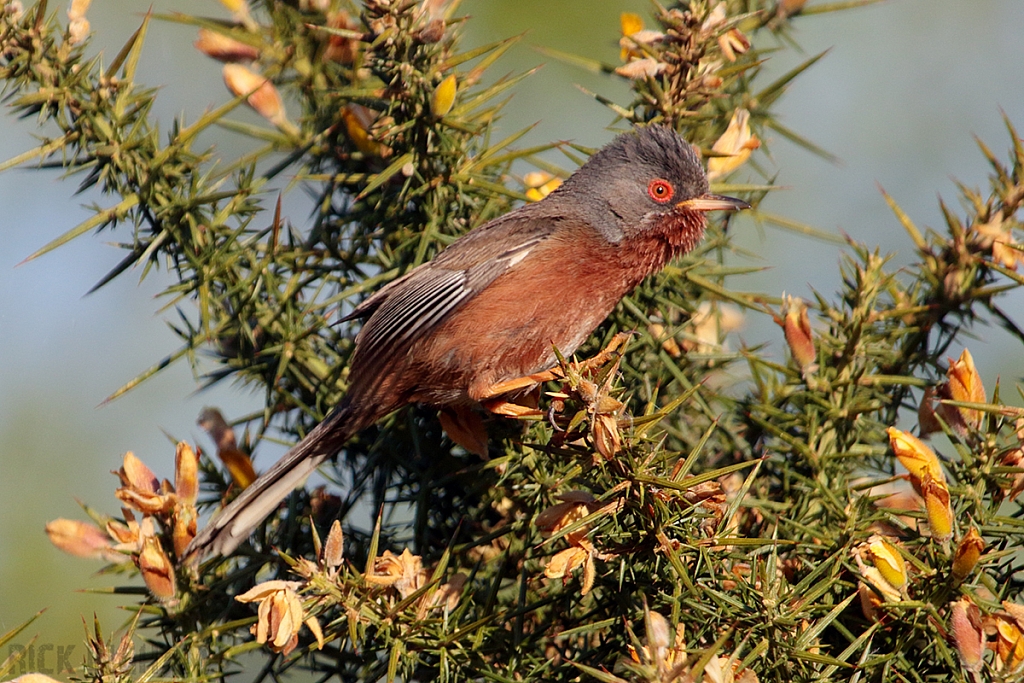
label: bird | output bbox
[187,125,749,558]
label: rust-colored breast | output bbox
[353,209,707,411]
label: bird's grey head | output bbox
[553,126,710,242]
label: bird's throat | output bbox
[619,211,708,281]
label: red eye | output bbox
[647,179,674,203]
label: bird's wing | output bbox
[348,208,558,362]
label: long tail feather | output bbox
[186,402,361,559]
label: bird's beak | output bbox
[676,193,750,212]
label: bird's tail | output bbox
[186,400,365,559]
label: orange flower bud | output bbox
[174,442,199,505]
[857,581,889,622]
[194,28,260,62]
[222,64,292,132]
[778,0,808,17]
[172,503,197,558]
[305,615,324,650]
[46,518,117,561]
[544,546,589,580]
[119,451,159,492]
[322,519,344,570]
[950,598,984,673]
[781,295,815,371]
[198,408,257,489]
[535,491,595,536]
[425,572,467,613]
[138,534,176,601]
[938,348,986,433]
[952,527,984,581]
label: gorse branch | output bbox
[6,0,1024,682]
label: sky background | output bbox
[2,0,1023,656]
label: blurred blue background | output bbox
[1,0,1022,657]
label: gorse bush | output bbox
[5,0,1024,681]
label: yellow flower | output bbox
[523,171,562,202]
[992,612,1024,672]
[218,0,246,13]
[620,12,643,39]
[921,477,953,542]
[707,108,760,180]
[866,536,907,590]
[887,427,945,486]
[236,580,308,655]
[886,427,954,541]
[430,73,457,118]
[855,536,905,617]
[218,0,257,30]
[618,13,664,61]
[341,104,387,157]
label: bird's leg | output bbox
[478,332,633,416]
[482,388,544,417]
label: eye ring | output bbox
[647,179,674,204]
